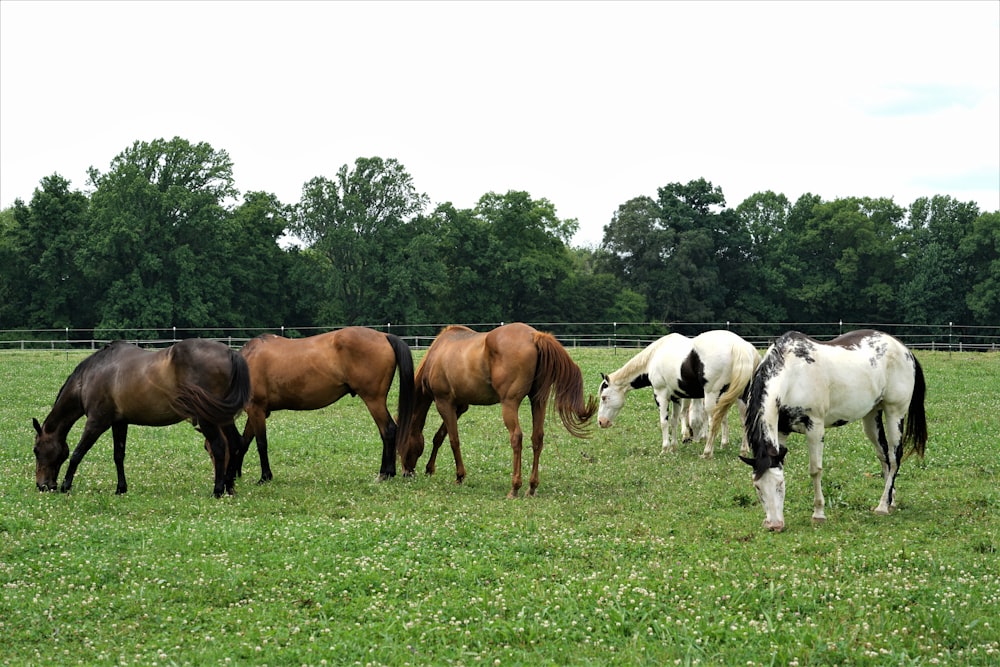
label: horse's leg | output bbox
[201,423,230,498]
[526,399,546,497]
[426,422,447,475]
[864,410,901,515]
[426,405,467,476]
[59,417,112,493]
[657,391,677,454]
[243,404,272,484]
[501,399,525,498]
[222,423,243,495]
[737,399,751,457]
[434,400,467,484]
[111,422,128,495]
[360,397,397,481]
[680,398,693,443]
[701,392,720,458]
[806,425,827,522]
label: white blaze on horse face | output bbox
[598,383,626,428]
[753,467,786,532]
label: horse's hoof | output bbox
[811,515,826,524]
[873,506,891,515]
[115,487,127,495]
[700,452,714,460]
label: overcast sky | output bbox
[2,1,997,246]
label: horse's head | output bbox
[597,373,626,428]
[398,427,425,476]
[33,418,69,491]
[740,444,788,532]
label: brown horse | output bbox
[33,339,251,497]
[398,323,598,498]
[233,327,415,482]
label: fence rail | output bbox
[2,322,998,352]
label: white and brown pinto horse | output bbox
[598,330,760,457]
[741,330,928,532]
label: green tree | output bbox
[731,191,793,324]
[778,196,903,322]
[962,210,1000,325]
[599,195,671,319]
[292,157,429,325]
[226,191,294,329]
[0,206,19,327]
[81,137,239,334]
[600,178,731,324]
[4,175,90,328]
[474,191,578,322]
[898,195,981,325]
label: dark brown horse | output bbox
[233,327,415,482]
[33,339,251,497]
[398,323,598,498]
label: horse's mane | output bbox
[609,335,675,385]
[53,341,127,405]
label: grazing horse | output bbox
[33,339,250,497]
[741,330,928,532]
[398,323,598,498]
[598,330,760,457]
[234,327,415,482]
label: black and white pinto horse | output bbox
[741,330,928,532]
[598,330,760,457]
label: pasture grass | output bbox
[1,347,998,666]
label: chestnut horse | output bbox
[234,327,415,482]
[398,323,598,498]
[33,339,250,497]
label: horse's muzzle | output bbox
[598,417,612,428]
[36,481,58,492]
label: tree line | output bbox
[1,136,997,340]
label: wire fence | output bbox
[2,321,998,352]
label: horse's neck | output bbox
[44,383,85,437]
[610,346,657,387]
[409,381,436,433]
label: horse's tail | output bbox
[174,348,252,427]
[385,333,416,452]
[902,355,928,460]
[708,342,760,446]
[532,332,598,439]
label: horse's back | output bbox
[647,333,694,384]
[421,323,539,405]
[75,344,174,423]
[769,330,917,425]
[244,328,398,409]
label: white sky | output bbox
[2,1,998,247]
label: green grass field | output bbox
[1,348,998,666]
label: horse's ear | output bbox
[739,455,755,467]
[32,418,42,435]
[775,445,789,465]
[600,372,608,382]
